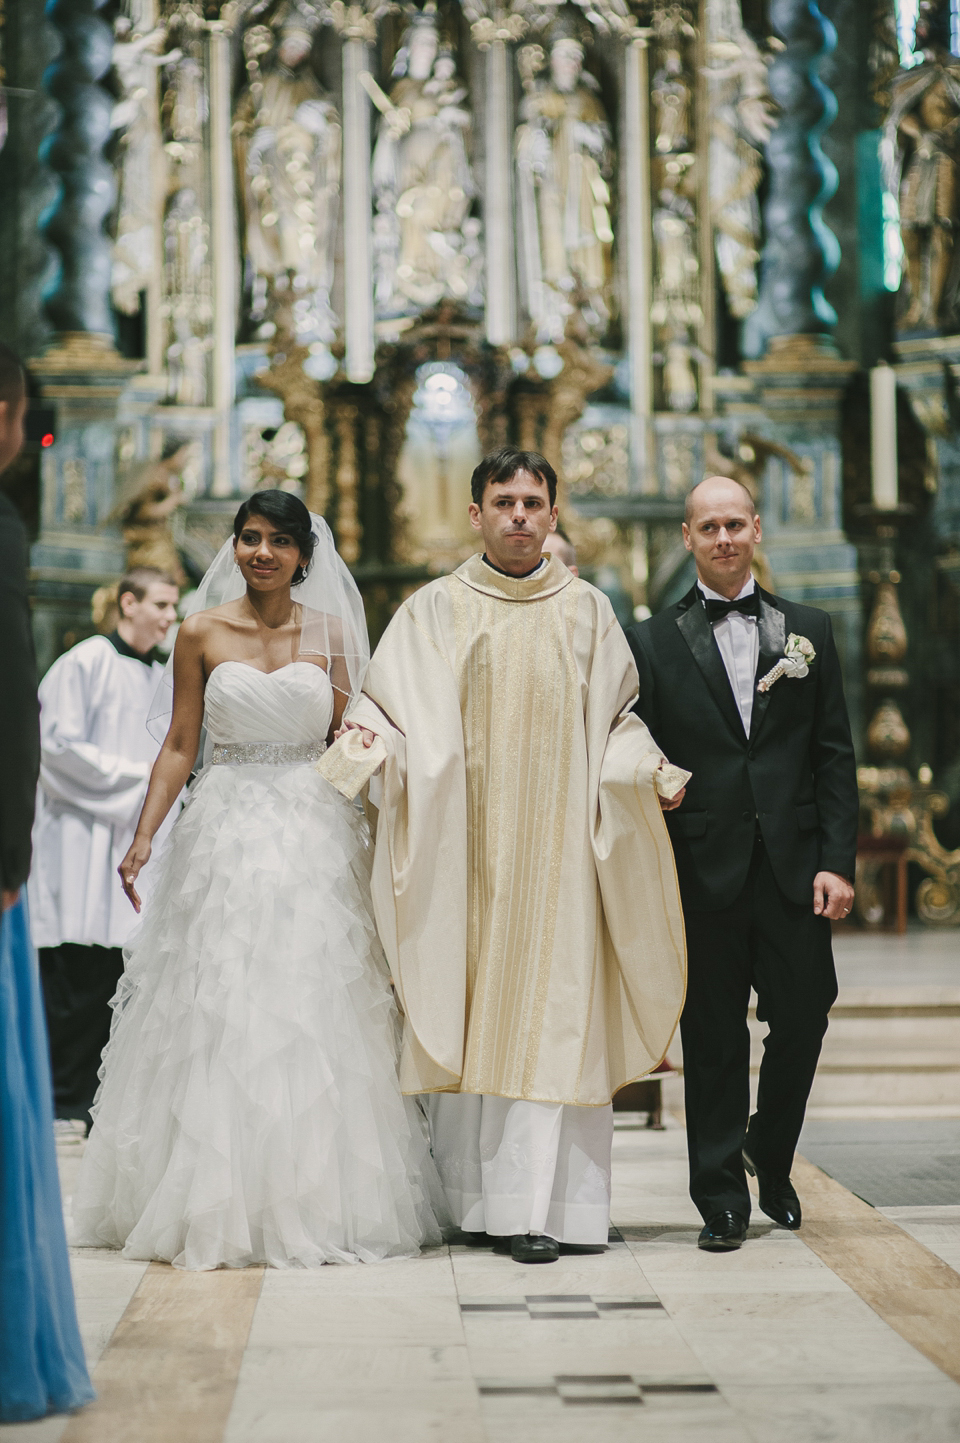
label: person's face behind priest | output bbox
[468,452,559,576]
[0,344,27,475]
[682,475,762,600]
[117,574,180,656]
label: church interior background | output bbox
[1,0,960,930]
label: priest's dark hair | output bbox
[117,567,179,605]
[0,342,25,409]
[471,447,557,507]
[233,489,318,584]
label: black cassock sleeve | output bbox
[0,493,40,891]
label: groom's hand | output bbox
[813,870,854,921]
[337,719,376,749]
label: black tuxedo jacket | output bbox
[625,584,858,912]
[0,493,40,892]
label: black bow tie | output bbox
[700,589,760,624]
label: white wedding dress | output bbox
[72,661,443,1270]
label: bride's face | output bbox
[234,519,307,593]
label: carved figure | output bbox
[887,1,960,331]
[652,43,690,154]
[370,9,477,315]
[234,7,341,345]
[705,0,774,320]
[159,16,213,405]
[514,25,613,343]
[115,446,191,586]
[651,184,700,326]
[110,14,178,316]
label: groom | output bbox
[626,476,857,1251]
[319,447,687,1263]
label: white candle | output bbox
[870,362,898,510]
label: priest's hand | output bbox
[119,836,152,913]
[658,786,685,812]
[336,719,376,748]
[813,870,854,921]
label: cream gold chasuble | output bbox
[319,553,686,1106]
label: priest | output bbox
[29,567,180,1129]
[318,447,687,1263]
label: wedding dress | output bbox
[72,660,443,1270]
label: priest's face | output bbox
[682,476,761,599]
[469,468,558,575]
[118,581,180,654]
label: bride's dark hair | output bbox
[233,490,317,585]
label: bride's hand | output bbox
[119,836,152,913]
[335,720,376,748]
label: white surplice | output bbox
[28,635,174,949]
[427,1094,613,1243]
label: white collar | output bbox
[697,575,756,604]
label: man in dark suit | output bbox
[626,476,857,1252]
[0,342,40,912]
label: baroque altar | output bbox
[2,0,960,921]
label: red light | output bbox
[41,433,54,448]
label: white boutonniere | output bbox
[757,633,816,694]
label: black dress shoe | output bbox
[492,1233,560,1263]
[558,1242,607,1255]
[697,1211,748,1252]
[743,1148,802,1230]
[457,1230,494,1247]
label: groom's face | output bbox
[469,469,558,575]
[682,477,761,598]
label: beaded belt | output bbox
[211,740,327,767]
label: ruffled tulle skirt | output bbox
[72,762,443,1270]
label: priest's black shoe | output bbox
[492,1233,560,1263]
[697,1211,748,1252]
[456,1230,493,1248]
[742,1149,802,1230]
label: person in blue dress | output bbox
[0,342,93,1422]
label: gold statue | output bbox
[369,9,477,315]
[515,21,614,343]
[114,446,191,587]
[887,2,960,331]
[234,5,341,347]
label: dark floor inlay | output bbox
[477,1375,719,1407]
[459,1293,665,1318]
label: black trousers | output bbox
[679,840,837,1222]
[39,943,125,1126]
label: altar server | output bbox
[30,567,179,1127]
[320,447,687,1263]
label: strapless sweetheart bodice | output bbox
[203,661,333,747]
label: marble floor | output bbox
[5,928,960,1443]
[3,1112,960,1443]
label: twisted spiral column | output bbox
[747,0,841,352]
[40,0,117,339]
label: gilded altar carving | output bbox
[887,1,960,332]
[370,7,480,317]
[704,0,773,322]
[234,5,341,351]
[514,16,614,344]
[159,3,214,405]
[649,5,700,413]
[858,767,960,926]
[110,9,175,317]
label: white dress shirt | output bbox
[698,576,759,734]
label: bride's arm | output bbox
[118,619,206,913]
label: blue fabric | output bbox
[0,893,94,1421]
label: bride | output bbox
[72,490,443,1269]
